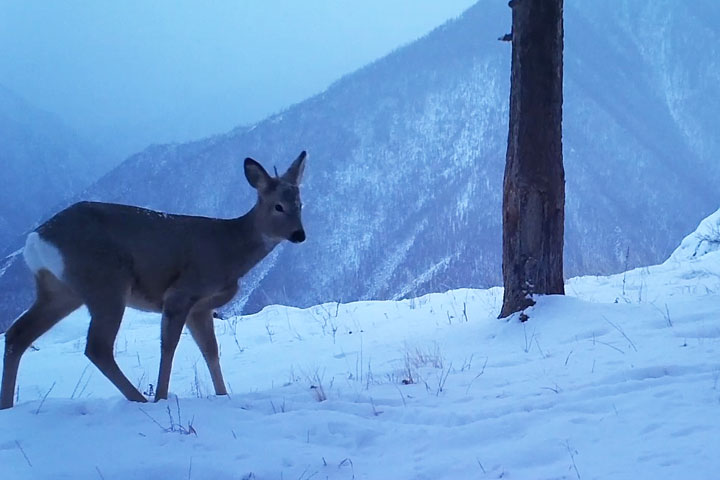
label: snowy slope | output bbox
[1,211,719,479]
[569,208,720,305]
[668,208,720,261]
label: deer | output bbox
[0,151,307,409]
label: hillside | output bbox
[1,0,719,328]
[0,85,110,252]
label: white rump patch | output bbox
[23,232,65,279]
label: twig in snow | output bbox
[435,362,453,396]
[534,337,546,358]
[593,340,625,354]
[523,325,537,353]
[370,397,382,416]
[34,381,56,415]
[71,364,92,399]
[191,362,204,398]
[297,467,319,480]
[139,403,195,435]
[652,302,673,327]
[664,304,672,327]
[15,440,32,467]
[460,354,474,372]
[541,383,561,394]
[265,322,275,343]
[564,440,581,479]
[603,316,637,352]
[621,246,630,297]
[270,398,287,414]
[309,369,327,402]
[338,458,354,472]
[393,384,407,407]
[365,359,374,390]
[139,407,166,431]
[465,357,489,395]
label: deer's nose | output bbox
[290,229,306,243]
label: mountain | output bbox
[0,85,111,251]
[2,0,719,330]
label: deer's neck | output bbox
[226,205,280,277]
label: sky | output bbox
[0,0,476,161]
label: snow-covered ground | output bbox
[1,209,719,480]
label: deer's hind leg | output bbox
[82,279,147,403]
[187,309,227,396]
[1,270,82,409]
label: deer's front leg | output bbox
[155,291,195,401]
[187,309,227,396]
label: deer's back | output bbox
[34,202,233,307]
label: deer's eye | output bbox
[274,204,285,213]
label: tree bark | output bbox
[499,0,565,319]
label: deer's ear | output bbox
[282,151,307,185]
[244,158,272,191]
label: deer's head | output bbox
[244,151,306,244]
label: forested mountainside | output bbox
[1,0,718,328]
[0,85,108,252]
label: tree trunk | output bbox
[499,0,565,319]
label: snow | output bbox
[668,207,720,261]
[2,217,720,479]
